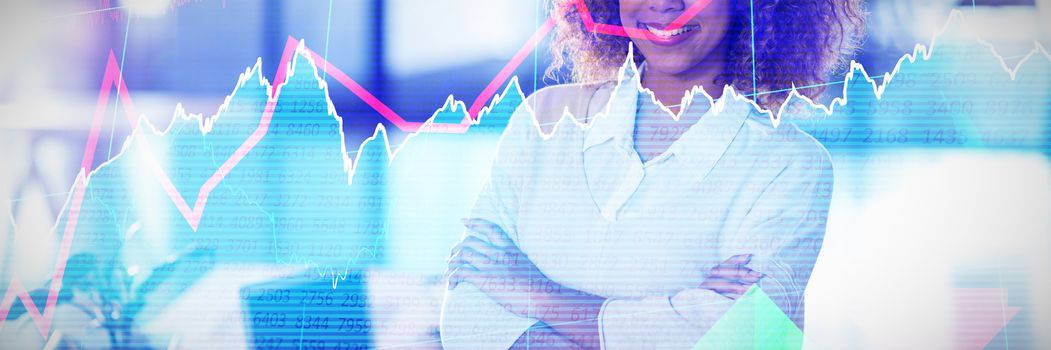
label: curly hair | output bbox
[548,0,866,110]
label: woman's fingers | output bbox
[448,236,502,264]
[700,278,749,292]
[707,253,763,284]
[466,237,503,259]
[700,254,762,299]
[722,254,753,265]
[699,278,752,298]
[449,245,511,277]
[445,264,480,290]
[444,254,476,279]
[709,263,763,283]
[463,218,514,247]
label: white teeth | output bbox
[644,24,697,38]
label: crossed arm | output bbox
[438,104,831,349]
[439,168,830,349]
[444,219,764,349]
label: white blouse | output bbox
[440,64,833,349]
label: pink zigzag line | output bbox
[301,18,556,130]
[466,17,557,119]
[41,18,554,256]
[0,2,718,336]
[0,38,301,337]
[0,49,135,337]
[0,25,554,338]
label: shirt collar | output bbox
[667,86,752,179]
[583,58,753,179]
[582,61,641,151]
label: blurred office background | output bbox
[0,0,1049,348]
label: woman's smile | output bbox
[619,0,734,106]
[639,21,701,46]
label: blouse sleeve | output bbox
[439,101,541,349]
[598,145,834,349]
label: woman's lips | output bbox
[640,22,700,46]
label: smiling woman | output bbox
[440,0,863,349]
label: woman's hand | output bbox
[445,218,563,317]
[445,218,604,348]
[699,254,764,299]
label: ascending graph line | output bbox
[285,0,715,128]
[748,0,757,95]
[287,14,556,133]
[321,0,334,81]
[0,0,717,338]
[466,17,557,118]
[750,74,888,97]
[0,17,550,342]
[107,13,132,160]
[50,5,126,20]
[0,50,139,339]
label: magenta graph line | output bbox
[0,0,714,338]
